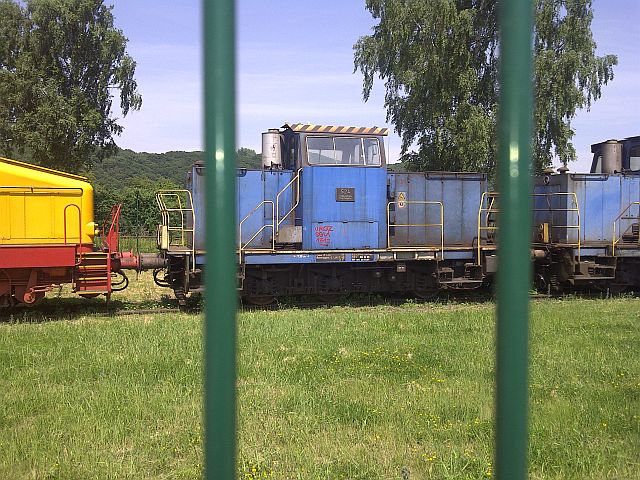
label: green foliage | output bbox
[88,148,263,234]
[87,148,263,191]
[354,0,617,174]
[85,149,202,190]
[236,147,262,169]
[533,1,617,167]
[93,178,181,236]
[0,0,141,172]
[84,150,194,234]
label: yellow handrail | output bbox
[276,168,302,232]
[158,192,185,244]
[155,189,196,266]
[531,192,581,261]
[386,200,444,258]
[156,190,196,248]
[238,200,275,251]
[612,201,640,255]
[477,192,499,265]
[477,192,581,265]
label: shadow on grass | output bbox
[4,285,635,323]
[241,289,497,311]
[0,293,197,323]
[246,287,639,311]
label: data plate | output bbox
[352,253,374,262]
[316,253,346,262]
[335,187,355,202]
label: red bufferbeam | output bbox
[0,244,78,268]
[0,244,82,306]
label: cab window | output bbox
[364,138,381,166]
[307,136,382,166]
[306,137,334,164]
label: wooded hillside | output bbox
[89,148,262,234]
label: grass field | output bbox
[1,275,638,479]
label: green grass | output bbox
[0,283,638,479]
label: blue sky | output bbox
[110,0,639,172]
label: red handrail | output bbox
[104,204,122,254]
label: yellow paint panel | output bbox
[24,195,53,239]
[0,193,9,240]
[9,195,25,240]
[0,157,95,245]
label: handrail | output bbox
[156,190,196,248]
[63,204,82,244]
[105,204,122,254]
[238,200,275,251]
[612,201,640,255]
[155,189,196,266]
[276,168,302,232]
[387,200,444,258]
[531,192,581,261]
[0,186,83,195]
[477,192,499,265]
[157,192,185,240]
[477,191,581,264]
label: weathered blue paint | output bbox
[236,170,295,248]
[188,164,206,252]
[243,252,381,264]
[240,249,475,265]
[388,172,488,247]
[192,167,296,251]
[311,221,379,250]
[534,173,640,245]
[302,166,387,249]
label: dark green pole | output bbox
[496,1,533,479]
[203,0,237,479]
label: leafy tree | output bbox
[90,148,263,235]
[354,0,617,174]
[94,177,181,236]
[236,147,262,169]
[0,0,141,172]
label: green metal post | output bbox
[496,1,533,479]
[203,0,237,479]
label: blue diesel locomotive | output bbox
[152,125,640,305]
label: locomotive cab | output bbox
[246,123,389,250]
[281,123,389,250]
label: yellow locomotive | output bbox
[0,157,130,307]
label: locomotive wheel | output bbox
[243,295,276,306]
[21,290,45,305]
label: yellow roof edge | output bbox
[282,122,389,136]
[0,157,90,182]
